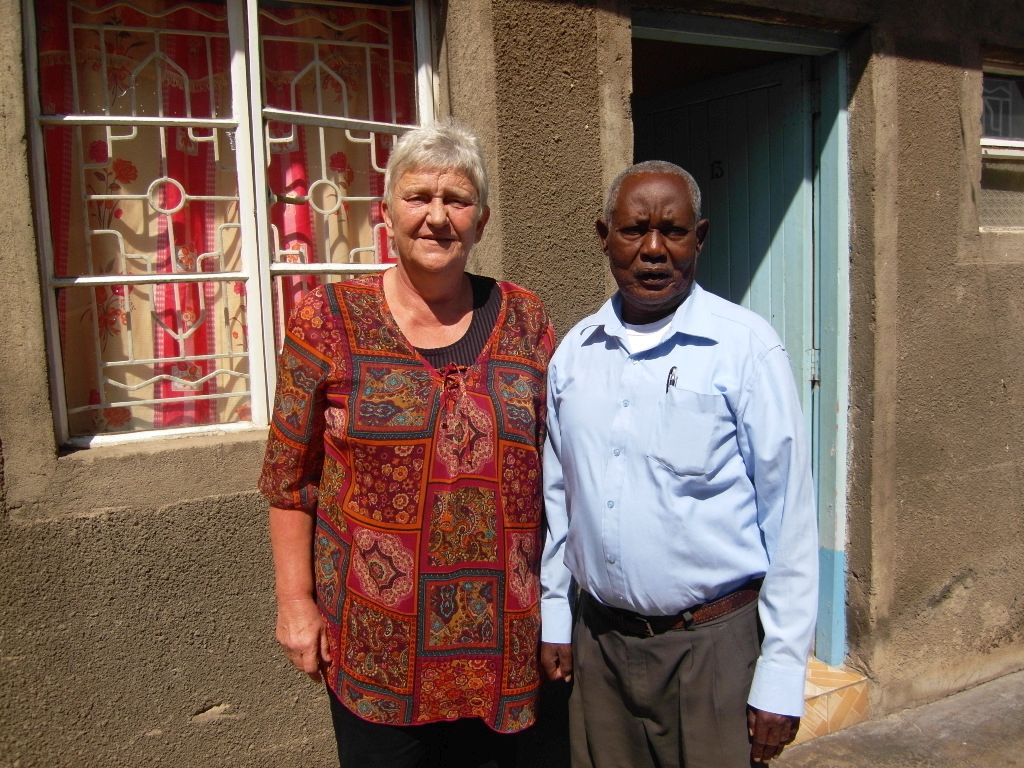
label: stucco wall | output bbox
[844,22,1024,712]
[1,494,337,767]
[486,0,620,334]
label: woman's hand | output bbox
[268,506,330,681]
[276,596,331,681]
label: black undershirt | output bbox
[415,274,499,369]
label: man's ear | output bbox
[694,219,710,253]
[596,219,610,250]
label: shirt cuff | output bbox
[540,597,573,644]
[746,656,809,717]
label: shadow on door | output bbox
[633,39,816,418]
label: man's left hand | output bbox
[747,706,800,764]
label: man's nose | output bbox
[639,229,667,258]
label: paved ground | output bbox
[775,669,1024,768]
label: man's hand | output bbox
[747,706,800,763]
[276,596,331,682]
[540,642,574,683]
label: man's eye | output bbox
[404,194,430,205]
[619,226,645,237]
[663,227,691,239]
[446,198,473,209]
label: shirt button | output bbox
[607,554,616,563]
[607,500,614,508]
[613,448,621,456]
[623,399,630,407]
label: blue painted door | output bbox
[634,58,815,421]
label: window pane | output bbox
[35,0,248,438]
[259,2,417,268]
[260,4,416,124]
[980,159,1024,228]
[58,281,251,436]
[41,123,243,280]
[38,1,232,120]
[983,74,1024,140]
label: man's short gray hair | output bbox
[383,120,489,211]
[603,160,702,223]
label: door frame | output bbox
[633,11,851,666]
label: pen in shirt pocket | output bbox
[665,365,678,393]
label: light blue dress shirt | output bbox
[540,284,818,716]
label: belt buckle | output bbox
[638,616,655,637]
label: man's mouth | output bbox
[635,271,671,287]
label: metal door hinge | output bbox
[806,347,821,386]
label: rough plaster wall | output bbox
[0,0,58,509]
[439,0,506,280]
[876,50,1024,707]
[441,0,631,327]
[488,0,611,336]
[844,16,1024,713]
[843,26,880,686]
[0,493,336,767]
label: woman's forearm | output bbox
[269,505,317,601]
[269,505,329,677]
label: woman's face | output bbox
[382,167,489,276]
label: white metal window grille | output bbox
[25,0,433,446]
[981,71,1024,229]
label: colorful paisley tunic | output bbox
[259,273,555,733]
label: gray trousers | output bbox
[569,595,759,768]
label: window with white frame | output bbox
[980,69,1024,229]
[26,0,433,445]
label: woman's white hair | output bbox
[383,120,489,210]
[603,160,702,223]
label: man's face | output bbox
[597,172,709,324]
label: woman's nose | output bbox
[426,197,447,226]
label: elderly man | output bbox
[540,160,818,768]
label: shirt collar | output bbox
[582,283,719,345]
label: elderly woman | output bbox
[259,122,555,768]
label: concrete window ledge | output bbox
[4,429,269,521]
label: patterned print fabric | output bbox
[259,273,554,732]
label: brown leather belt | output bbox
[582,579,762,637]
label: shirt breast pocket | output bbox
[647,387,732,477]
